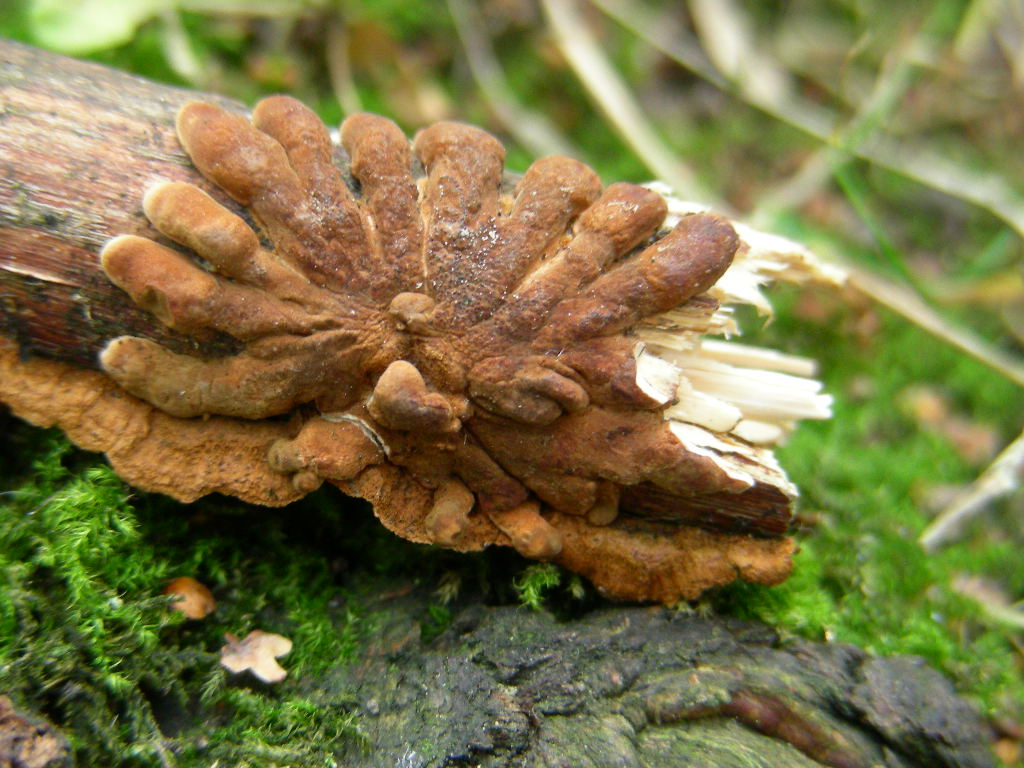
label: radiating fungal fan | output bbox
[11,93,837,603]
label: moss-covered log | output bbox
[317,586,995,768]
[8,577,994,768]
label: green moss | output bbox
[0,429,376,765]
[419,603,453,643]
[179,687,367,766]
[513,563,563,610]
[0,439,179,755]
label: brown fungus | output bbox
[165,576,216,620]
[7,94,838,604]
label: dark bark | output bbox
[325,586,995,768]
[0,39,244,366]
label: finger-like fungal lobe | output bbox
[95,96,835,602]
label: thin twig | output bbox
[687,0,792,111]
[447,0,576,158]
[952,574,1024,630]
[540,0,715,202]
[591,0,1024,241]
[158,10,205,86]
[848,266,1024,389]
[326,17,362,116]
[920,427,1024,551]
[973,601,1024,631]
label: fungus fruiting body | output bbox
[91,96,833,603]
[165,576,216,620]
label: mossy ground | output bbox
[2,1,1022,764]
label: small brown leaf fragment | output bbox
[219,630,293,683]
[164,576,216,620]
[994,737,1020,766]
[899,386,999,465]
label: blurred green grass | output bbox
[2,0,1022,765]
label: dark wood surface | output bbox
[331,586,994,767]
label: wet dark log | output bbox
[5,578,997,767]
[326,583,995,768]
